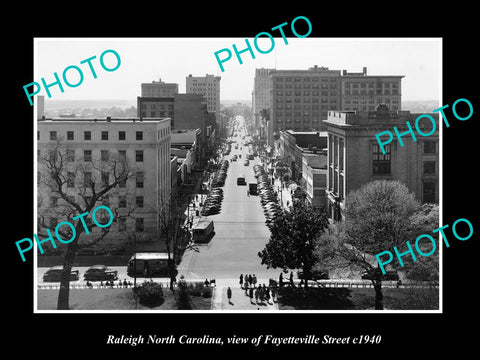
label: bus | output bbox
[237,175,246,185]
[127,252,171,276]
[192,220,215,243]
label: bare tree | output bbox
[151,188,194,292]
[38,139,136,309]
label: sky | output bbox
[34,38,441,104]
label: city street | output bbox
[176,121,280,282]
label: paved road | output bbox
[176,126,280,282]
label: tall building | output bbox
[253,68,273,116]
[340,67,403,112]
[323,105,439,221]
[186,74,221,122]
[268,66,404,143]
[37,117,172,251]
[141,78,178,97]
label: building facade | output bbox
[186,74,221,122]
[37,117,172,251]
[141,78,179,97]
[268,66,404,144]
[323,105,439,221]
[253,68,273,116]
[340,68,403,112]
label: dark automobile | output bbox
[84,265,118,281]
[297,269,329,281]
[43,266,79,282]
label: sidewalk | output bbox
[273,178,294,209]
[211,279,279,311]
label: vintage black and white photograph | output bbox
[30,37,445,313]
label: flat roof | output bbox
[129,252,169,260]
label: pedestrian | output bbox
[248,274,252,286]
[252,274,257,288]
[249,287,254,304]
[265,286,271,304]
[289,271,294,287]
[227,287,232,305]
[271,286,277,303]
[123,279,128,288]
[247,190,250,196]
[254,288,259,304]
[100,281,104,288]
[204,278,210,287]
[244,280,249,295]
[279,273,283,287]
[239,274,244,289]
[118,280,122,288]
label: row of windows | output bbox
[274,77,337,82]
[40,149,145,162]
[42,194,146,209]
[275,104,335,110]
[45,216,146,232]
[275,90,337,97]
[38,170,145,189]
[275,83,336,90]
[44,130,144,141]
[42,128,171,141]
[344,97,399,104]
[345,89,399,95]
[141,103,174,110]
[344,82,399,88]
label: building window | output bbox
[119,131,126,140]
[67,149,75,162]
[50,196,58,207]
[101,131,108,140]
[84,172,92,186]
[50,131,57,140]
[136,131,143,140]
[372,144,391,175]
[136,172,144,188]
[136,150,143,162]
[424,141,436,154]
[67,131,74,140]
[119,150,126,161]
[67,172,75,187]
[119,196,126,208]
[136,218,144,232]
[423,181,436,203]
[101,172,109,187]
[118,217,126,232]
[136,196,144,208]
[83,150,92,162]
[84,131,91,140]
[424,161,436,174]
[101,150,109,162]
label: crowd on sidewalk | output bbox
[225,272,298,306]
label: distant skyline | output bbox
[35,38,441,103]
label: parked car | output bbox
[43,266,79,282]
[84,265,118,281]
[244,160,250,166]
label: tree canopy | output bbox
[258,201,329,283]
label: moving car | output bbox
[84,265,118,281]
[244,159,250,166]
[42,266,79,282]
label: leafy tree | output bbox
[319,180,423,310]
[404,203,439,284]
[258,202,329,287]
